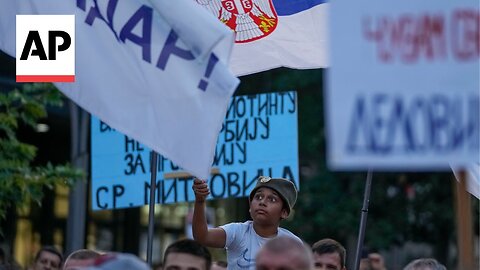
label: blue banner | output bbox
[91,91,299,210]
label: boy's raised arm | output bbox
[192,178,226,248]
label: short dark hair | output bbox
[34,246,63,263]
[163,239,211,269]
[312,238,346,268]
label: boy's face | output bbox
[249,187,288,224]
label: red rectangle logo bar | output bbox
[16,75,75,82]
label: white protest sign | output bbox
[91,91,299,210]
[326,0,479,171]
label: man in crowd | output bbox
[163,239,212,270]
[312,238,346,270]
[369,251,387,270]
[255,236,313,270]
[85,253,150,270]
[63,249,101,270]
[32,246,62,270]
[403,258,446,270]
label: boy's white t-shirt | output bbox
[220,220,302,270]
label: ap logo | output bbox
[16,15,75,82]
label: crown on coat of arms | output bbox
[196,0,278,43]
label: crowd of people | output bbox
[1,177,448,270]
[0,239,447,270]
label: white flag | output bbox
[0,0,240,179]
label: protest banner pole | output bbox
[353,170,373,270]
[146,151,158,265]
[65,102,88,255]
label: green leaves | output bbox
[0,83,82,228]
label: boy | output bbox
[192,176,301,269]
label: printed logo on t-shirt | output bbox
[236,248,255,268]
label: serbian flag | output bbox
[196,0,329,76]
[0,0,239,180]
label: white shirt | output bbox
[221,220,302,270]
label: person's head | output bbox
[368,252,386,270]
[85,253,150,270]
[163,239,212,270]
[256,236,313,270]
[249,176,297,224]
[33,246,63,270]
[359,247,371,270]
[403,258,446,270]
[63,249,101,270]
[312,238,346,270]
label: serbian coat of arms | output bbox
[196,0,278,43]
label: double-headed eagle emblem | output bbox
[196,0,278,43]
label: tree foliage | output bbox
[0,83,82,223]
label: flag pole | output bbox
[353,170,373,270]
[146,151,158,265]
[454,169,474,270]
